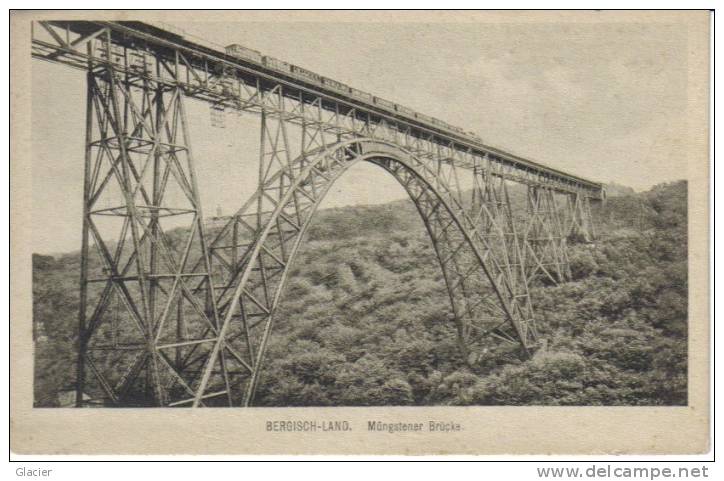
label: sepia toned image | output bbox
[11,10,710,454]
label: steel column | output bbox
[76,64,219,406]
[522,186,571,284]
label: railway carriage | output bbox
[350,88,373,104]
[263,56,292,74]
[395,104,416,119]
[373,96,395,111]
[321,77,350,95]
[225,44,263,64]
[291,65,322,85]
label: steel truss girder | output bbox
[31,20,604,200]
[76,65,220,407]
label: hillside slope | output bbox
[32,181,688,406]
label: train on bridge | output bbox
[136,21,484,145]
[32,19,605,197]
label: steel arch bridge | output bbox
[32,20,604,407]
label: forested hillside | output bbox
[32,180,688,407]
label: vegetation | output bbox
[32,180,688,406]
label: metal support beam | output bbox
[522,186,571,284]
[564,191,597,243]
[76,64,219,406]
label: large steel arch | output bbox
[184,138,537,407]
[32,23,602,407]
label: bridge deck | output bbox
[31,20,604,199]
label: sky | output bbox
[31,17,691,254]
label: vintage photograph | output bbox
[11,9,710,456]
[29,16,693,409]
